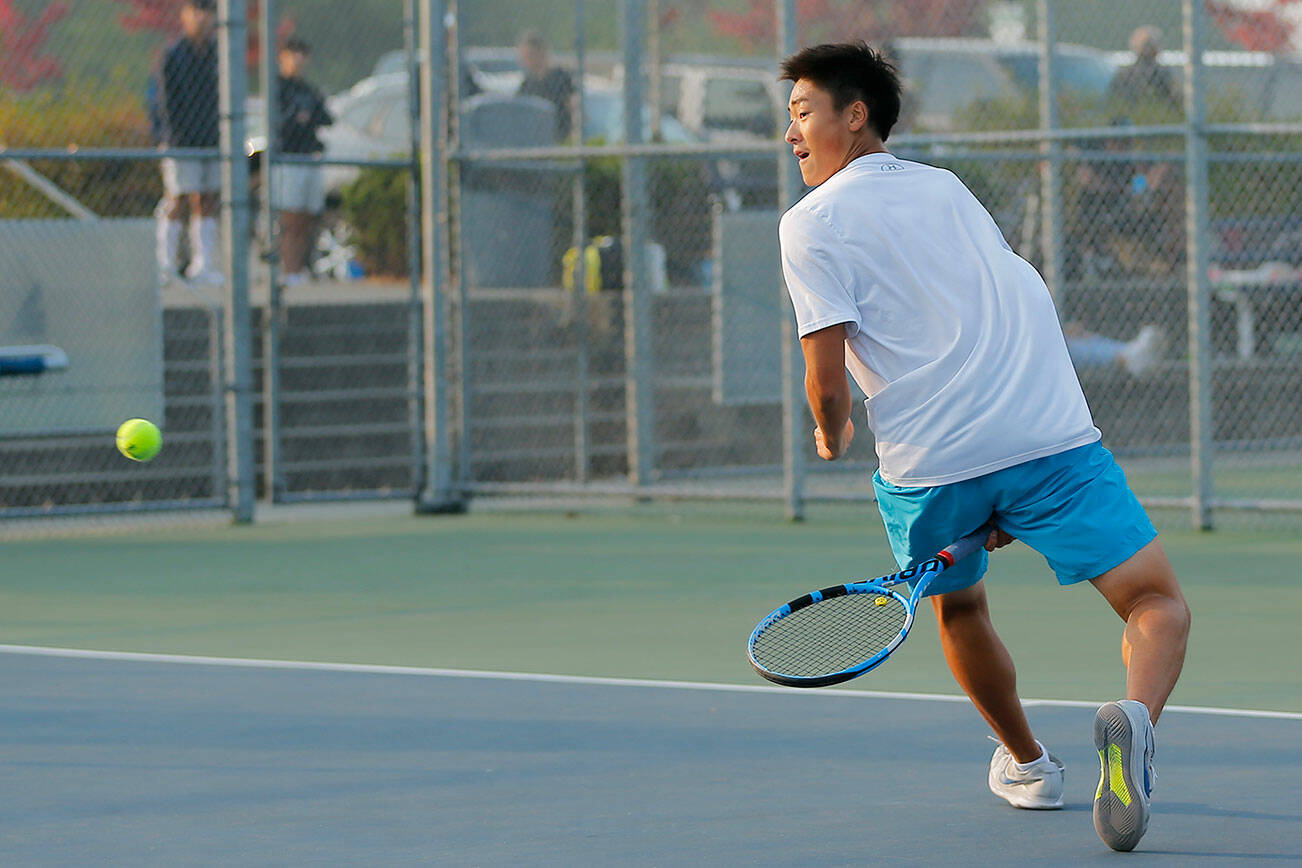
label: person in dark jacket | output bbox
[272,36,333,285]
[156,0,222,285]
[1107,26,1181,114]
[516,31,575,141]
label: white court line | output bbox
[2,643,1300,721]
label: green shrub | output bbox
[0,81,158,218]
[337,165,411,276]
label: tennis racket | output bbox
[748,523,995,688]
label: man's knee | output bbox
[1090,539,1189,625]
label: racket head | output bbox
[747,582,915,688]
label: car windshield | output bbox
[996,52,1115,96]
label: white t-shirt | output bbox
[779,152,1100,486]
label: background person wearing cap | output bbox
[273,36,333,286]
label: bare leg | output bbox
[1089,539,1190,723]
[280,210,311,274]
[932,581,1040,762]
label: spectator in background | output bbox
[274,36,333,287]
[1065,323,1167,377]
[516,30,575,141]
[1069,118,1183,279]
[1108,26,1181,114]
[157,0,222,285]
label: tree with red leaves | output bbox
[0,0,69,92]
[1207,0,1302,53]
[700,0,987,50]
[114,0,175,33]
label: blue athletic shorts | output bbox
[872,441,1157,597]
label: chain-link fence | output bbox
[3,0,1301,529]
[1,0,423,523]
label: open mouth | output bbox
[794,149,810,161]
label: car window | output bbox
[658,74,682,119]
[703,77,777,136]
[997,53,1113,97]
[913,54,1016,117]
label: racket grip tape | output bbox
[937,522,998,567]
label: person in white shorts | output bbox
[272,37,333,286]
[156,0,222,285]
[777,42,1190,852]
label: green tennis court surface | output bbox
[2,504,1300,864]
[2,504,1299,712]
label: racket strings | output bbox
[751,592,908,678]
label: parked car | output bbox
[653,39,1116,140]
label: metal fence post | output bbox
[416,0,462,512]
[219,0,256,522]
[1037,0,1064,303]
[259,0,284,503]
[572,0,591,483]
[1183,0,1215,530]
[405,0,427,496]
[777,0,805,520]
[621,0,655,486]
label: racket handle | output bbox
[938,522,998,566]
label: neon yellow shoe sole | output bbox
[1093,700,1154,851]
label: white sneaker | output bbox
[1094,699,1155,851]
[184,267,225,286]
[988,740,1064,809]
[1120,326,1167,376]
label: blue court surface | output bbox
[2,646,1298,866]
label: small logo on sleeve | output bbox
[880,162,904,172]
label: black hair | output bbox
[283,36,311,54]
[779,42,902,142]
[186,0,216,11]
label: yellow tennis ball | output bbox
[116,418,162,462]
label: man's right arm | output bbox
[800,323,854,460]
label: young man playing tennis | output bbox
[776,43,1190,852]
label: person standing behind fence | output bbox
[1108,26,1181,115]
[516,31,576,141]
[274,36,333,287]
[156,0,222,286]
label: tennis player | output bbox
[776,42,1190,852]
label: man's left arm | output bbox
[801,323,854,460]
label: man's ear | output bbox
[846,100,868,132]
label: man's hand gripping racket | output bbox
[748,523,996,688]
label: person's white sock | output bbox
[1015,741,1049,771]
[199,217,220,274]
[187,216,206,274]
[156,203,181,274]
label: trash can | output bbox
[460,93,564,288]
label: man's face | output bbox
[279,48,307,78]
[785,78,863,187]
[181,4,214,41]
[519,43,546,76]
